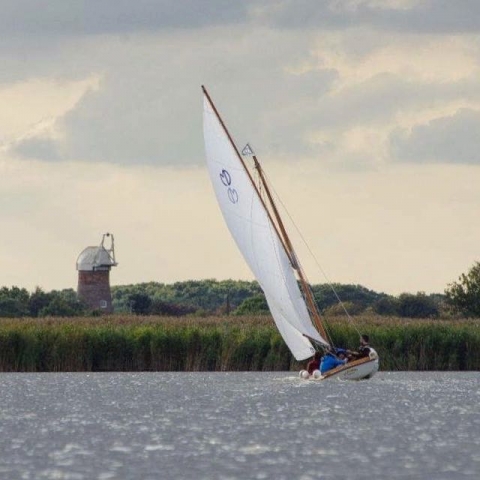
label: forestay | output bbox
[203,91,328,360]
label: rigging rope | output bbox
[253,166,335,349]
[260,168,362,339]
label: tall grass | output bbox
[0,315,478,372]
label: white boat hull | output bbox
[300,354,380,381]
[320,357,379,381]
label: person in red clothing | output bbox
[306,351,322,374]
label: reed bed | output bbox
[0,315,478,372]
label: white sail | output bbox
[203,91,329,360]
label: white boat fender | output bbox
[312,370,322,380]
[299,370,310,379]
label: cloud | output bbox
[8,30,480,169]
[7,29,336,166]
[11,136,60,161]
[3,1,480,41]
[0,1,252,84]
[306,71,480,134]
[391,108,480,164]
[0,76,99,132]
[254,0,480,34]
[0,1,251,38]
[2,2,480,171]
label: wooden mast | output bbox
[203,85,329,346]
[252,156,329,343]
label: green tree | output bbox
[39,289,86,317]
[234,295,269,315]
[372,297,400,316]
[149,298,196,316]
[397,292,439,318]
[112,279,262,314]
[445,262,480,317]
[0,287,29,317]
[324,301,366,316]
[40,297,77,317]
[312,283,386,313]
[29,287,52,317]
[129,292,152,315]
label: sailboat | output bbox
[202,86,379,381]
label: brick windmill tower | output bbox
[76,233,118,313]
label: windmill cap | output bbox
[76,246,117,271]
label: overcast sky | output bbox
[1,0,479,295]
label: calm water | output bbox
[0,372,479,479]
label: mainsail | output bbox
[202,87,329,360]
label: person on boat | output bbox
[347,334,371,361]
[306,351,322,375]
[335,348,348,361]
[320,348,347,374]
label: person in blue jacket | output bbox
[320,348,347,374]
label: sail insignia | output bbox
[241,143,254,156]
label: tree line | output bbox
[0,287,87,318]
[1,260,479,318]
[113,280,446,318]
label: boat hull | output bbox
[302,355,380,381]
[321,357,379,381]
